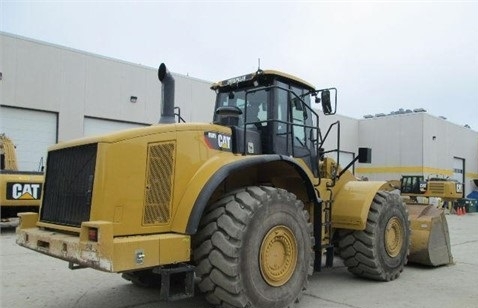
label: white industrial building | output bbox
[320,112,478,197]
[1,32,215,171]
[1,32,477,197]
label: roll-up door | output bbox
[0,106,57,171]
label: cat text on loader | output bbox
[0,134,43,227]
[18,64,413,308]
[387,175,461,266]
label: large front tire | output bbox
[193,186,314,308]
[338,191,410,281]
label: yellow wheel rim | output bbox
[259,225,298,287]
[385,217,404,258]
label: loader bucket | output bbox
[407,204,453,266]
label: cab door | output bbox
[271,81,317,171]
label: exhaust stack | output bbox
[157,63,176,124]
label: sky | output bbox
[2,0,478,130]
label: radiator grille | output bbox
[143,142,175,224]
[428,182,445,194]
[40,144,97,227]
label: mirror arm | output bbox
[337,156,360,179]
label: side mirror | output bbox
[358,147,372,163]
[317,88,337,115]
[321,90,332,114]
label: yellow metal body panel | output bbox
[171,152,261,232]
[17,213,190,273]
[331,181,387,230]
[112,234,190,271]
[420,181,462,201]
[15,123,229,273]
[53,123,233,236]
[17,212,39,228]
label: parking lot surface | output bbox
[2,213,478,308]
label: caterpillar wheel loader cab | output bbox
[17,64,411,308]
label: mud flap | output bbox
[407,204,453,266]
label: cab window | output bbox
[276,81,311,148]
[215,89,268,128]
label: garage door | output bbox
[83,117,148,137]
[0,106,57,171]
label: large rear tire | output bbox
[338,191,410,281]
[193,186,314,308]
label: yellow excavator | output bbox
[0,134,43,227]
[387,175,461,266]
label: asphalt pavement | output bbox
[1,213,477,308]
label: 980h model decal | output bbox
[6,182,42,200]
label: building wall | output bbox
[356,112,478,195]
[357,112,424,179]
[1,32,215,170]
[422,115,478,195]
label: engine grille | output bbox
[143,142,175,225]
[428,182,445,194]
[40,143,97,227]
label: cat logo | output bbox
[6,183,42,200]
[217,134,231,150]
[204,131,232,152]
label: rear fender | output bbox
[332,181,387,230]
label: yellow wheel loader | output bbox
[386,175,460,266]
[0,134,43,227]
[17,63,436,307]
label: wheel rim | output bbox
[385,217,404,258]
[259,225,298,287]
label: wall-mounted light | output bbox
[130,96,138,103]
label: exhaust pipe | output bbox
[157,63,176,124]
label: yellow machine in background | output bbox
[400,175,463,203]
[0,134,43,227]
[17,63,445,308]
[387,175,462,266]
